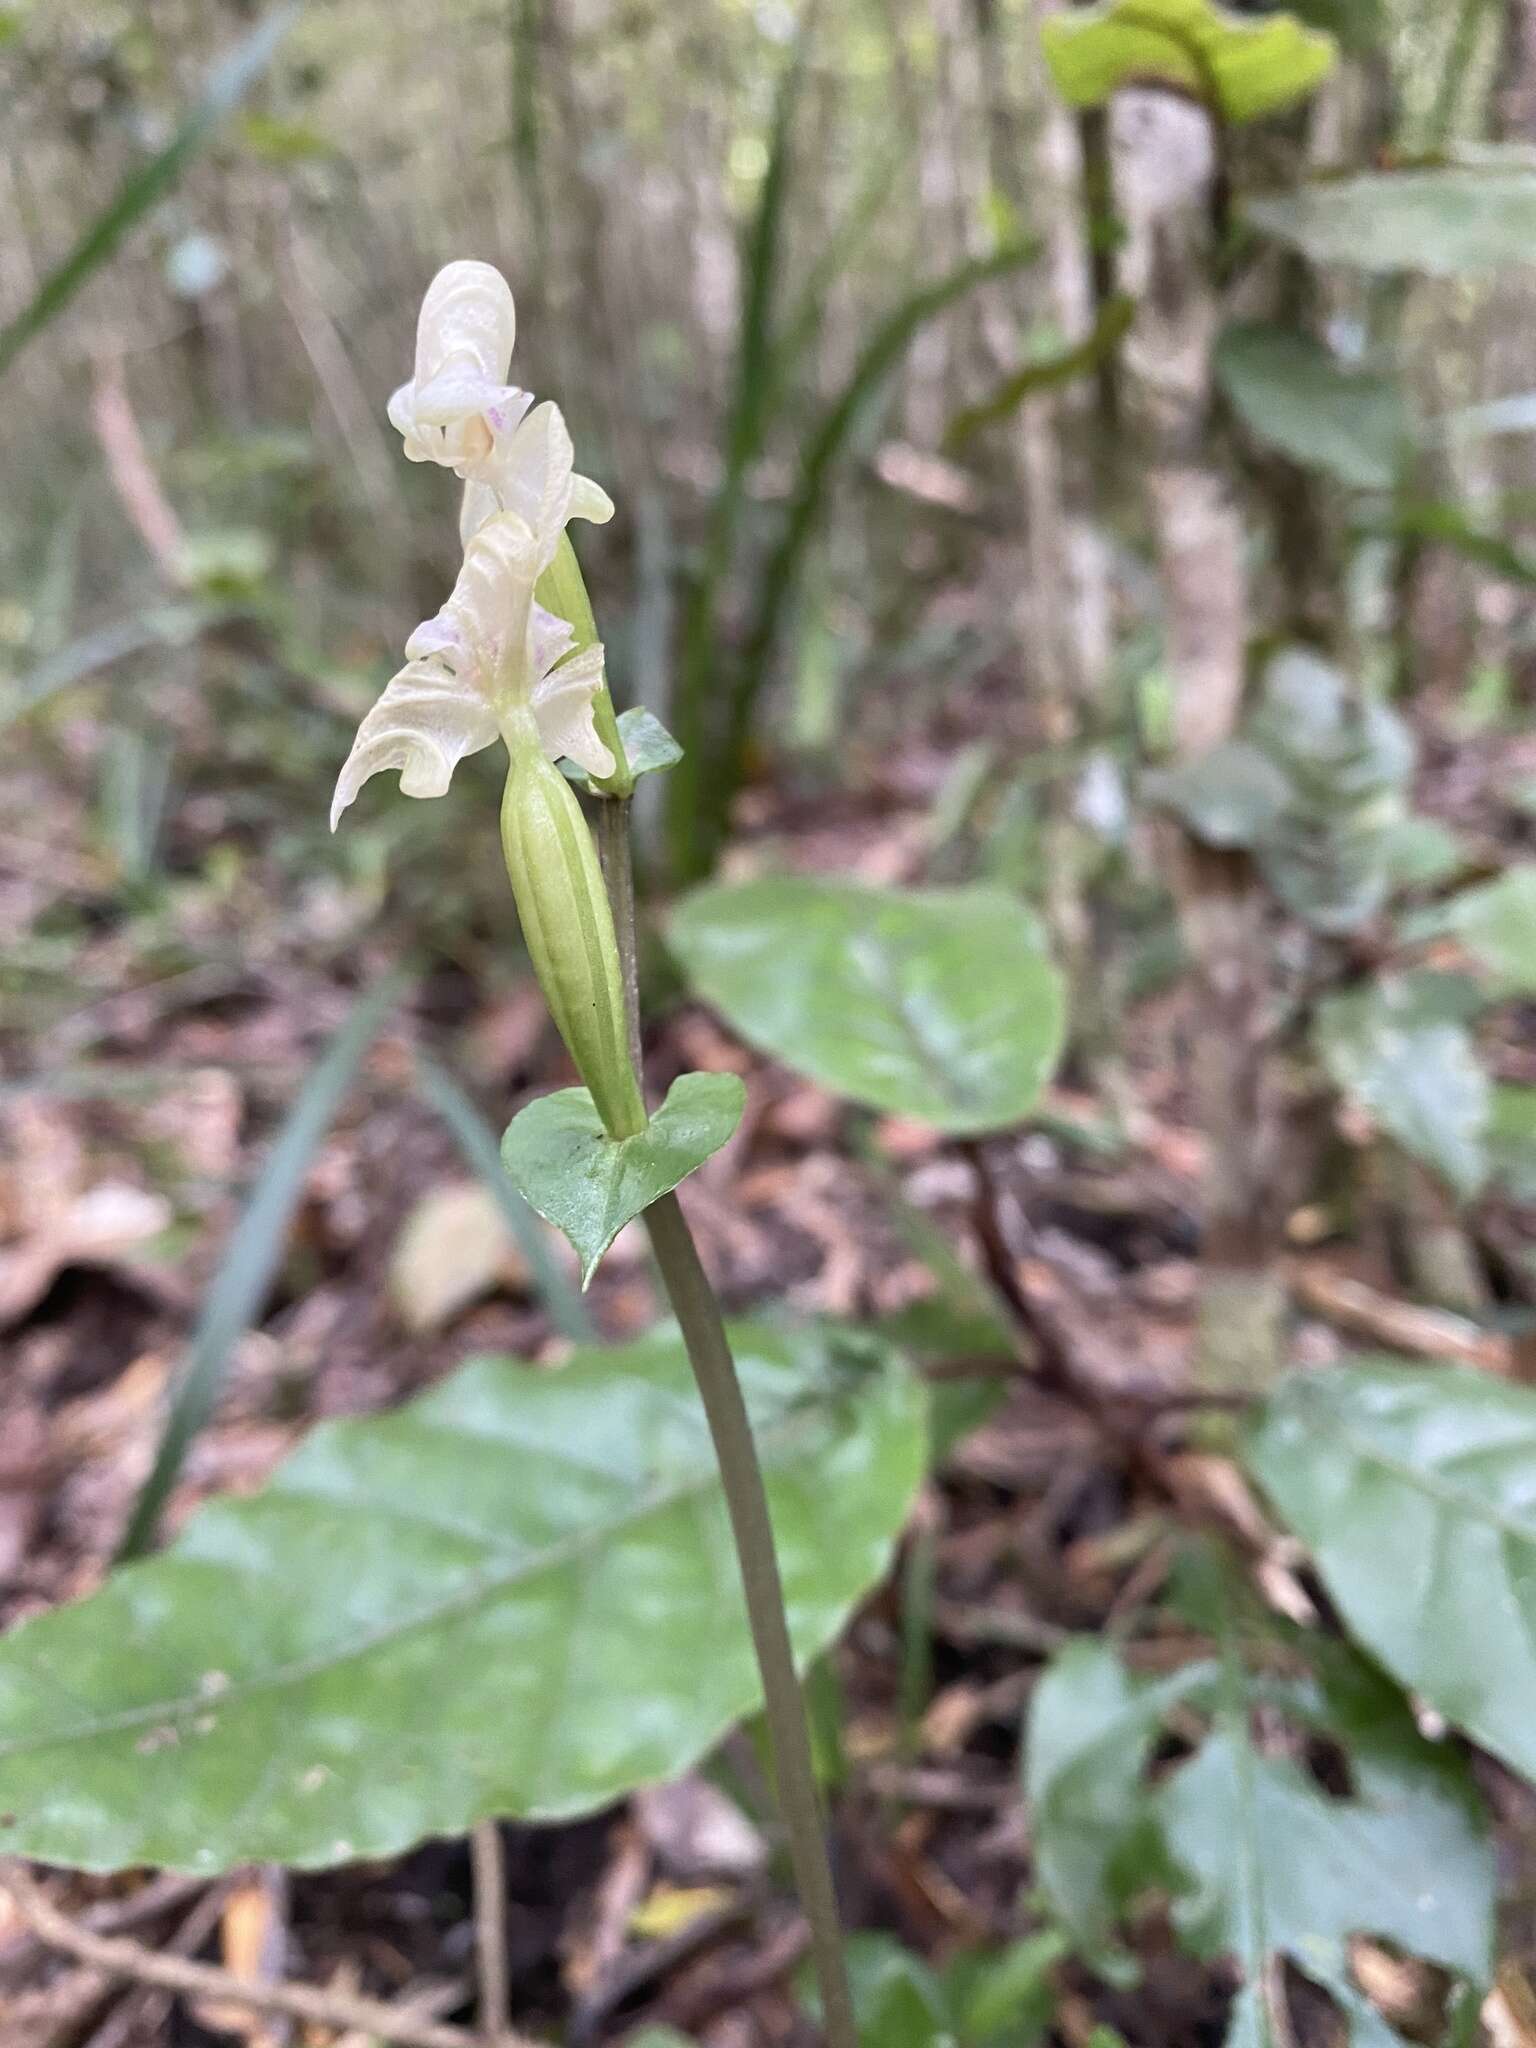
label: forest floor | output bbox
[3,637,1535,2048]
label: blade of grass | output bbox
[685,238,1040,875]
[0,4,297,378]
[116,969,406,1562]
[412,1049,592,1343]
[666,29,808,880]
[944,292,1134,449]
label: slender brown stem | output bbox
[592,795,855,2047]
[470,1820,510,2043]
[642,1192,857,2048]
[0,1862,509,2048]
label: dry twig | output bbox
[0,1861,543,2048]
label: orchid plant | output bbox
[333,259,859,2047]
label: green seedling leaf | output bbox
[1028,1627,1491,2046]
[1027,1640,1218,1967]
[1249,1360,1536,1789]
[502,1071,746,1286]
[1041,0,1336,124]
[0,6,298,377]
[117,971,407,1561]
[1216,323,1409,491]
[1314,973,1490,1197]
[1400,865,1536,996]
[0,1320,924,1872]
[671,878,1064,1135]
[562,706,682,792]
[1248,167,1536,276]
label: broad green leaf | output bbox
[501,1072,746,1286]
[1489,1085,1536,1202]
[670,878,1064,1135]
[1145,742,1293,849]
[1314,974,1489,1197]
[1029,1629,1492,2045]
[1248,1360,1536,1787]
[118,972,407,1561]
[1248,168,1536,276]
[0,1320,924,1872]
[563,706,682,793]
[1216,324,1408,491]
[1162,1708,1490,2001]
[1026,1640,1216,1963]
[0,8,297,377]
[1400,865,1536,996]
[1041,0,1336,124]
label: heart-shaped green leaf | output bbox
[563,705,682,792]
[1042,0,1336,125]
[669,877,1065,1135]
[502,1071,745,1285]
[0,1319,924,1872]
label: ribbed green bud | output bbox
[535,532,632,797]
[500,734,646,1139]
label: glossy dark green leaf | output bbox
[1248,1359,1536,1786]
[1042,0,1336,123]
[563,706,682,793]
[1216,324,1408,490]
[670,878,1064,1135]
[1314,974,1489,1196]
[0,1320,924,1873]
[501,1072,746,1285]
[1400,865,1536,996]
[1248,168,1536,276]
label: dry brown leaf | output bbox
[387,1180,532,1334]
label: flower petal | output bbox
[570,474,615,525]
[531,643,615,779]
[330,659,500,829]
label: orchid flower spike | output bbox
[330,408,615,831]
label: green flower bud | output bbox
[535,532,632,797]
[499,732,646,1139]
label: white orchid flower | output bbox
[458,398,615,549]
[330,503,615,831]
[386,260,532,478]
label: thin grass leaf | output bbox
[689,238,1039,874]
[412,1049,592,1342]
[1,605,207,731]
[0,5,297,378]
[944,293,1134,449]
[116,969,407,1562]
[667,30,808,879]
